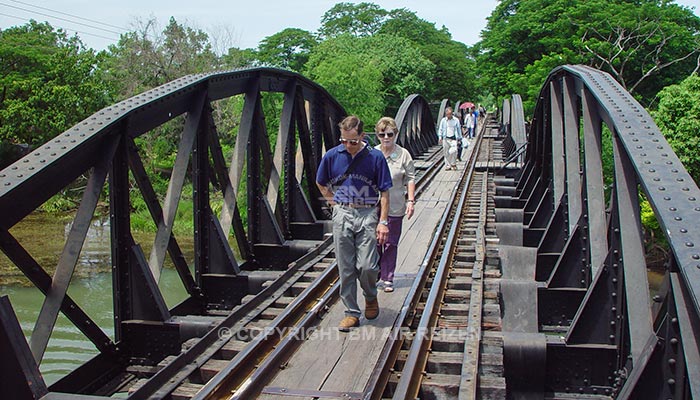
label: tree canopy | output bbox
[104,17,217,100]
[3,0,700,178]
[305,33,434,124]
[0,21,111,148]
[256,28,318,72]
[318,2,388,39]
[379,8,474,103]
[479,0,700,111]
[653,74,700,186]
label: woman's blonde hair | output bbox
[375,116,397,133]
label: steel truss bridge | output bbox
[0,65,698,399]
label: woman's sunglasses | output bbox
[339,138,361,145]
[377,131,395,138]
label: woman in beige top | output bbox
[374,117,416,292]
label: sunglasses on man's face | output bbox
[377,131,395,138]
[340,138,361,145]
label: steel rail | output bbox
[224,279,341,400]
[362,151,473,399]
[414,147,445,196]
[458,171,489,399]
[191,260,340,399]
[128,239,335,399]
[363,122,491,398]
[382,126,483,399]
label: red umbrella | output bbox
[459,101,475,109]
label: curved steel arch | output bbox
[436,98,450,124]
[510,94,527,154]
[0,67,346,377]
[500,64,700,398]
[394,94,439,157]
[501,96,511,132]
[499,94,527,164]
[0,68,344,228]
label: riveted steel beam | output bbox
[496,65,700,398]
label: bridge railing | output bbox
[500,64,700,398]
[0,67,349,381]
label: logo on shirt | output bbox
[330,173,381,205]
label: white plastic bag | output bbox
[448,141,458,155]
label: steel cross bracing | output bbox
[494,65,700,399]
[0,67,439,398]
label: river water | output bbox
[0,213,190,385]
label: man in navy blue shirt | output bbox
[316,115,392,331]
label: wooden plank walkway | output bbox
[258,145,475,399]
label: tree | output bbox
[220,47,257,69]
[380,8,449,45]
[479,0,585,106]
[308,51,385,125]
[305,33,434,120]
[105,17,217,99]
[653,74,700,186]
[0,21,111,153]
[478,0,700,110]
[103,17,219,164]
[257,28,318,72]
[380,8,474,103]
[318,2,388,39]
[575,1,700,101]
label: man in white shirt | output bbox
[437,107,462,170]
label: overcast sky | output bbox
[1,0,699,52]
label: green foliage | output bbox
[318,2,388,38]
[257,28,318,72]
[40,193,77,213]
[220,47,257,68]
[653,74,700,186]
[513,50,583,113]
[307,46,385,124]
[379,9,474,102]
[104,17,217,100]
[0,21,112,148]
[478,0,700,111]
[601,125,614,201]
[640,195,668,268]
[305,33,434,121]
[130,181,195,236]
[104,17,221,227]
[211,95,245,147]
[640,196,667,246]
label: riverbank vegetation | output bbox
[1,1,699,266]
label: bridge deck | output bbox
[257,148,474,399]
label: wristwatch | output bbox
[379,220,389,226]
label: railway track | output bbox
[365,119,507,399]
[123,143,446,399]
